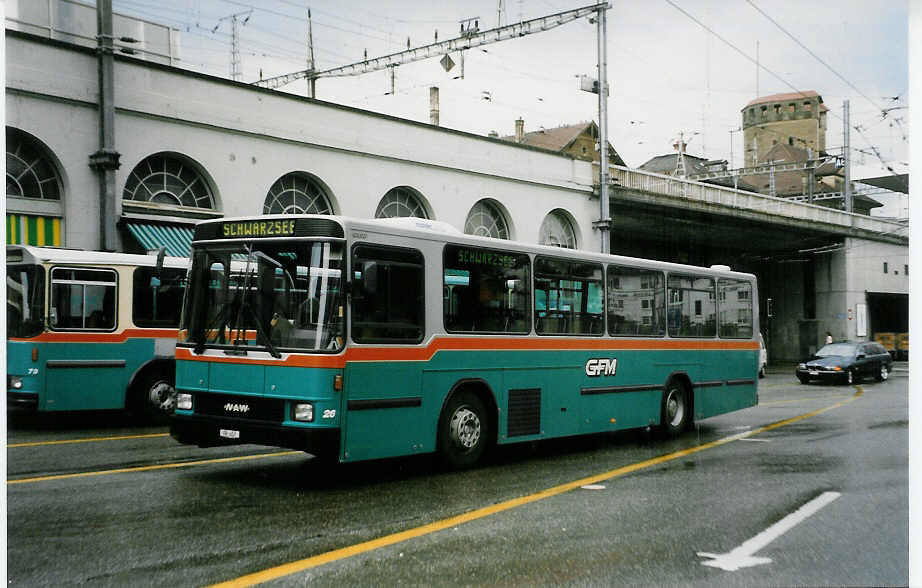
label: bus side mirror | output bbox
[151,246,166,287]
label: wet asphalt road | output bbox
[6,364,909,587]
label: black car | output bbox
[796,341,892,385]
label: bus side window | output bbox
[667,274,716,338]
[717,278,753,338]
[49,267,118,331]
[534,256,603,336]
[133,267,187,328]
[351,245,424,343]
[607,265,665,337]
[443,244,530,334]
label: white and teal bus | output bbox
[6,245,187,421]
[171,215,759,467]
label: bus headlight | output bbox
[8,376,23,390]
[177,393,193,410]
[293,403,314,422]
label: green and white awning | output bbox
[125,222,193,258]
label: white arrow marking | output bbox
[697,491,841,571]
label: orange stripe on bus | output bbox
[176,337,758,369]
[9,328,179,344]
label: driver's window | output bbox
[351,245,424,343]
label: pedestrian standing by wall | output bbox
[825,331,833,345]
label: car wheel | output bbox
[659,380,690,437]
[438,391,488,469]
[797,375,809,385]
[132,370,177,424]
[876,363,889,382]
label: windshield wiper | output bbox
[193,300,235,354]
[227,249,282,359]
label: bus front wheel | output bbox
[659,381,690,437]
[132,370,177,424]
[438,391,488,469]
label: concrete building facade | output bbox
[5,29,602,255]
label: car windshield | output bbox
[815,343,857,357]
[180,241,345,354]
[7,263,45,339]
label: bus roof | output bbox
[6,245,188,268]
[192,215,756,281]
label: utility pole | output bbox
[674,132,688,177]
[306,9,316,97]
[595,6,610,254]
[214,10,251,81]
[729,126,741,169]
[755,41,759,99]
[843,99,852,213]
[89,0,120,251]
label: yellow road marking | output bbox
[8,451,302,485]
[8,433,170,448]
[212,388,864,587]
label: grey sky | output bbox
[113,0,908,177]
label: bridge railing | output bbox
[609,166,907,239]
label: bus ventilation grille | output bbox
[507,388,541,437]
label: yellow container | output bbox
[874,332,896,351]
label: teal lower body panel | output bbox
[342,362,430,462]
[171,345,758,463]
[340,346,759,462]
[694,381,758,420]
[7,339,154,412]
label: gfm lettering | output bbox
[585,358,617,377]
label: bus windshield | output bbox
[7,264,45,339]
[180,241,345,354]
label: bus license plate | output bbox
[219,429,240,439]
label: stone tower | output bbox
[741,91,827,167]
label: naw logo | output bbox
[223,403,250,413]
[585,358,618,377]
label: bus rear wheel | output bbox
[132,370,177,424]
[438,391,489,469]
[659,381,690,437]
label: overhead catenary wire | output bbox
[744,0,908,147]
[662,0,903,178]
[744,0,887,117]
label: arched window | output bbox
[264,172,333,215]
[539,209,577,249]
[464,199,509,239]
[123,153,215,209]
[375,187,428,219]
[6,127,61,200]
